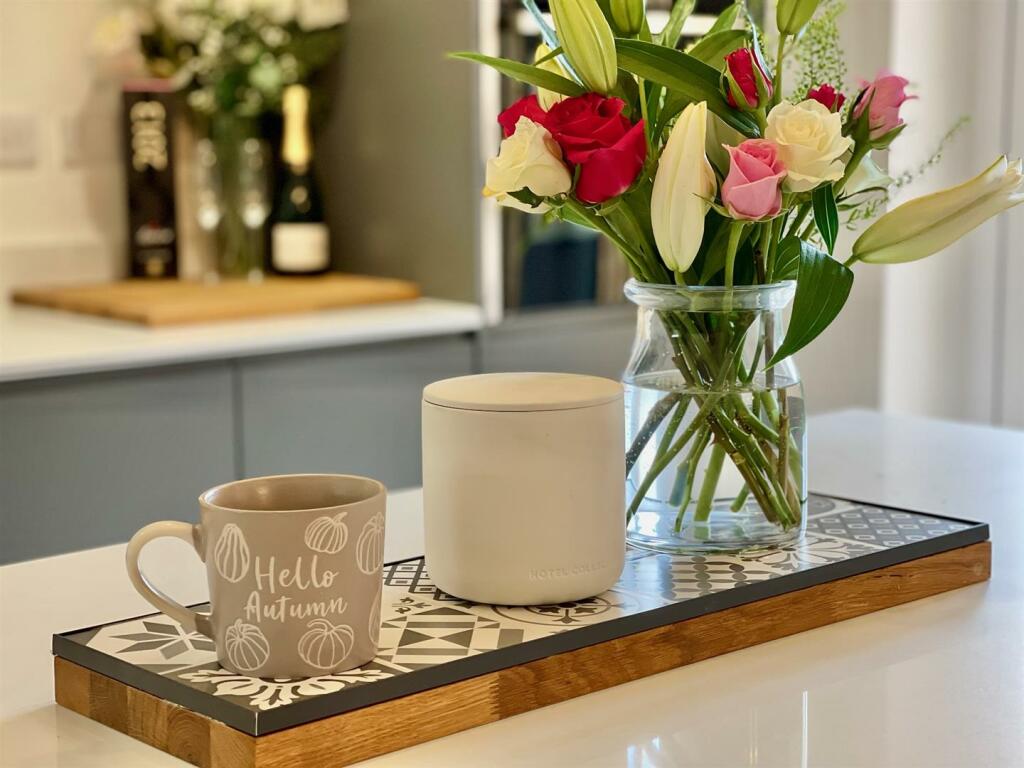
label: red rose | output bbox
[722,48,773,111]
[806,83,846,112]
[544,94,647,204]
[497,95,548,138]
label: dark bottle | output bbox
[271,85,330,275]
[123,81,179,278]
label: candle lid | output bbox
[423,372,623,412]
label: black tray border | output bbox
[53,499,990,736]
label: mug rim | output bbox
[199,473,386,514]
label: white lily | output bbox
[534,43,569,111]
[845,152,893,197]
[651,102,716,273]
[852,156,1024,264]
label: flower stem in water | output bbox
[694,443,727,523]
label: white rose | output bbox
[766,99,854,193]
[296,0,349,30]
[483,116,571,213]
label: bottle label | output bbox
[272,223,329,272]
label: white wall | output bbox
[997,2,1024,427]
[0,0,125,297]
[881,0,1023,427]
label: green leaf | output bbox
[448,52,585,97]
[707,2,741,34]
[698,214,738,283]
[686,29,750,70]
[508,188,546,209]
[812,184,839,254]
[652,91,689,139]
[534,45,564,66]
[772,236,802,280]
[768,241,853,365]
[657,0,697,48]
[614,39,760,137]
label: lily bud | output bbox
[609,0,645,36]
[852,156,1023,264]
[550,0,618,94]
[776,0,820,35]
[651,102,716,273]
[534,43,570,111]
[721,48,773,112]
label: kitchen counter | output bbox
[1,410,1022,767]
[0,298,485,383]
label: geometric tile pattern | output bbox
[65,495,981,716]
[807,506,971,548]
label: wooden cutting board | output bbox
[12,275,421,327]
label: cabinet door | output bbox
[480,305,636,380]
[0,365,235,564]
[239,336,474,489]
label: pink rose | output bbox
[853,71,914,140]
[721,139,787,220]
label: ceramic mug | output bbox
[126,474,387,678]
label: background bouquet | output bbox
[96,0,347,117]
[455,0,1023,551]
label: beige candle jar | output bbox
[422,372,626,606]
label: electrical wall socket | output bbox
[0,113,40,169]
[60,110,119,168]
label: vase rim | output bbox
[624,278,796,311]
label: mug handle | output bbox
[125,521,213,638]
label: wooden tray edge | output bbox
[55,540,991,768]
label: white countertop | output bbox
[1,410,1022,767]
[0,299,485,383]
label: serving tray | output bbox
[53,495,990,767]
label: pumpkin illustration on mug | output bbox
[297,619,355,670]
[213,524,251,583]
[368,583,382,646]
[356,512,385,575]
[304,511,349,554]
[224,619,270,672]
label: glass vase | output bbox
[208,115,269,280]
[623,279,807,553]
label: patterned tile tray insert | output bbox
[54,495,987,735]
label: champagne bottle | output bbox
[271,85,330,275]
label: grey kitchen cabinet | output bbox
[0,364,236,564]
[479,304,636,381]
[238,335,475,489]
[0,316,634,565]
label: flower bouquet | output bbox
[96,0,348,277]
[454,0,1023,552]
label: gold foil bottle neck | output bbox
[281,84,312,169]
